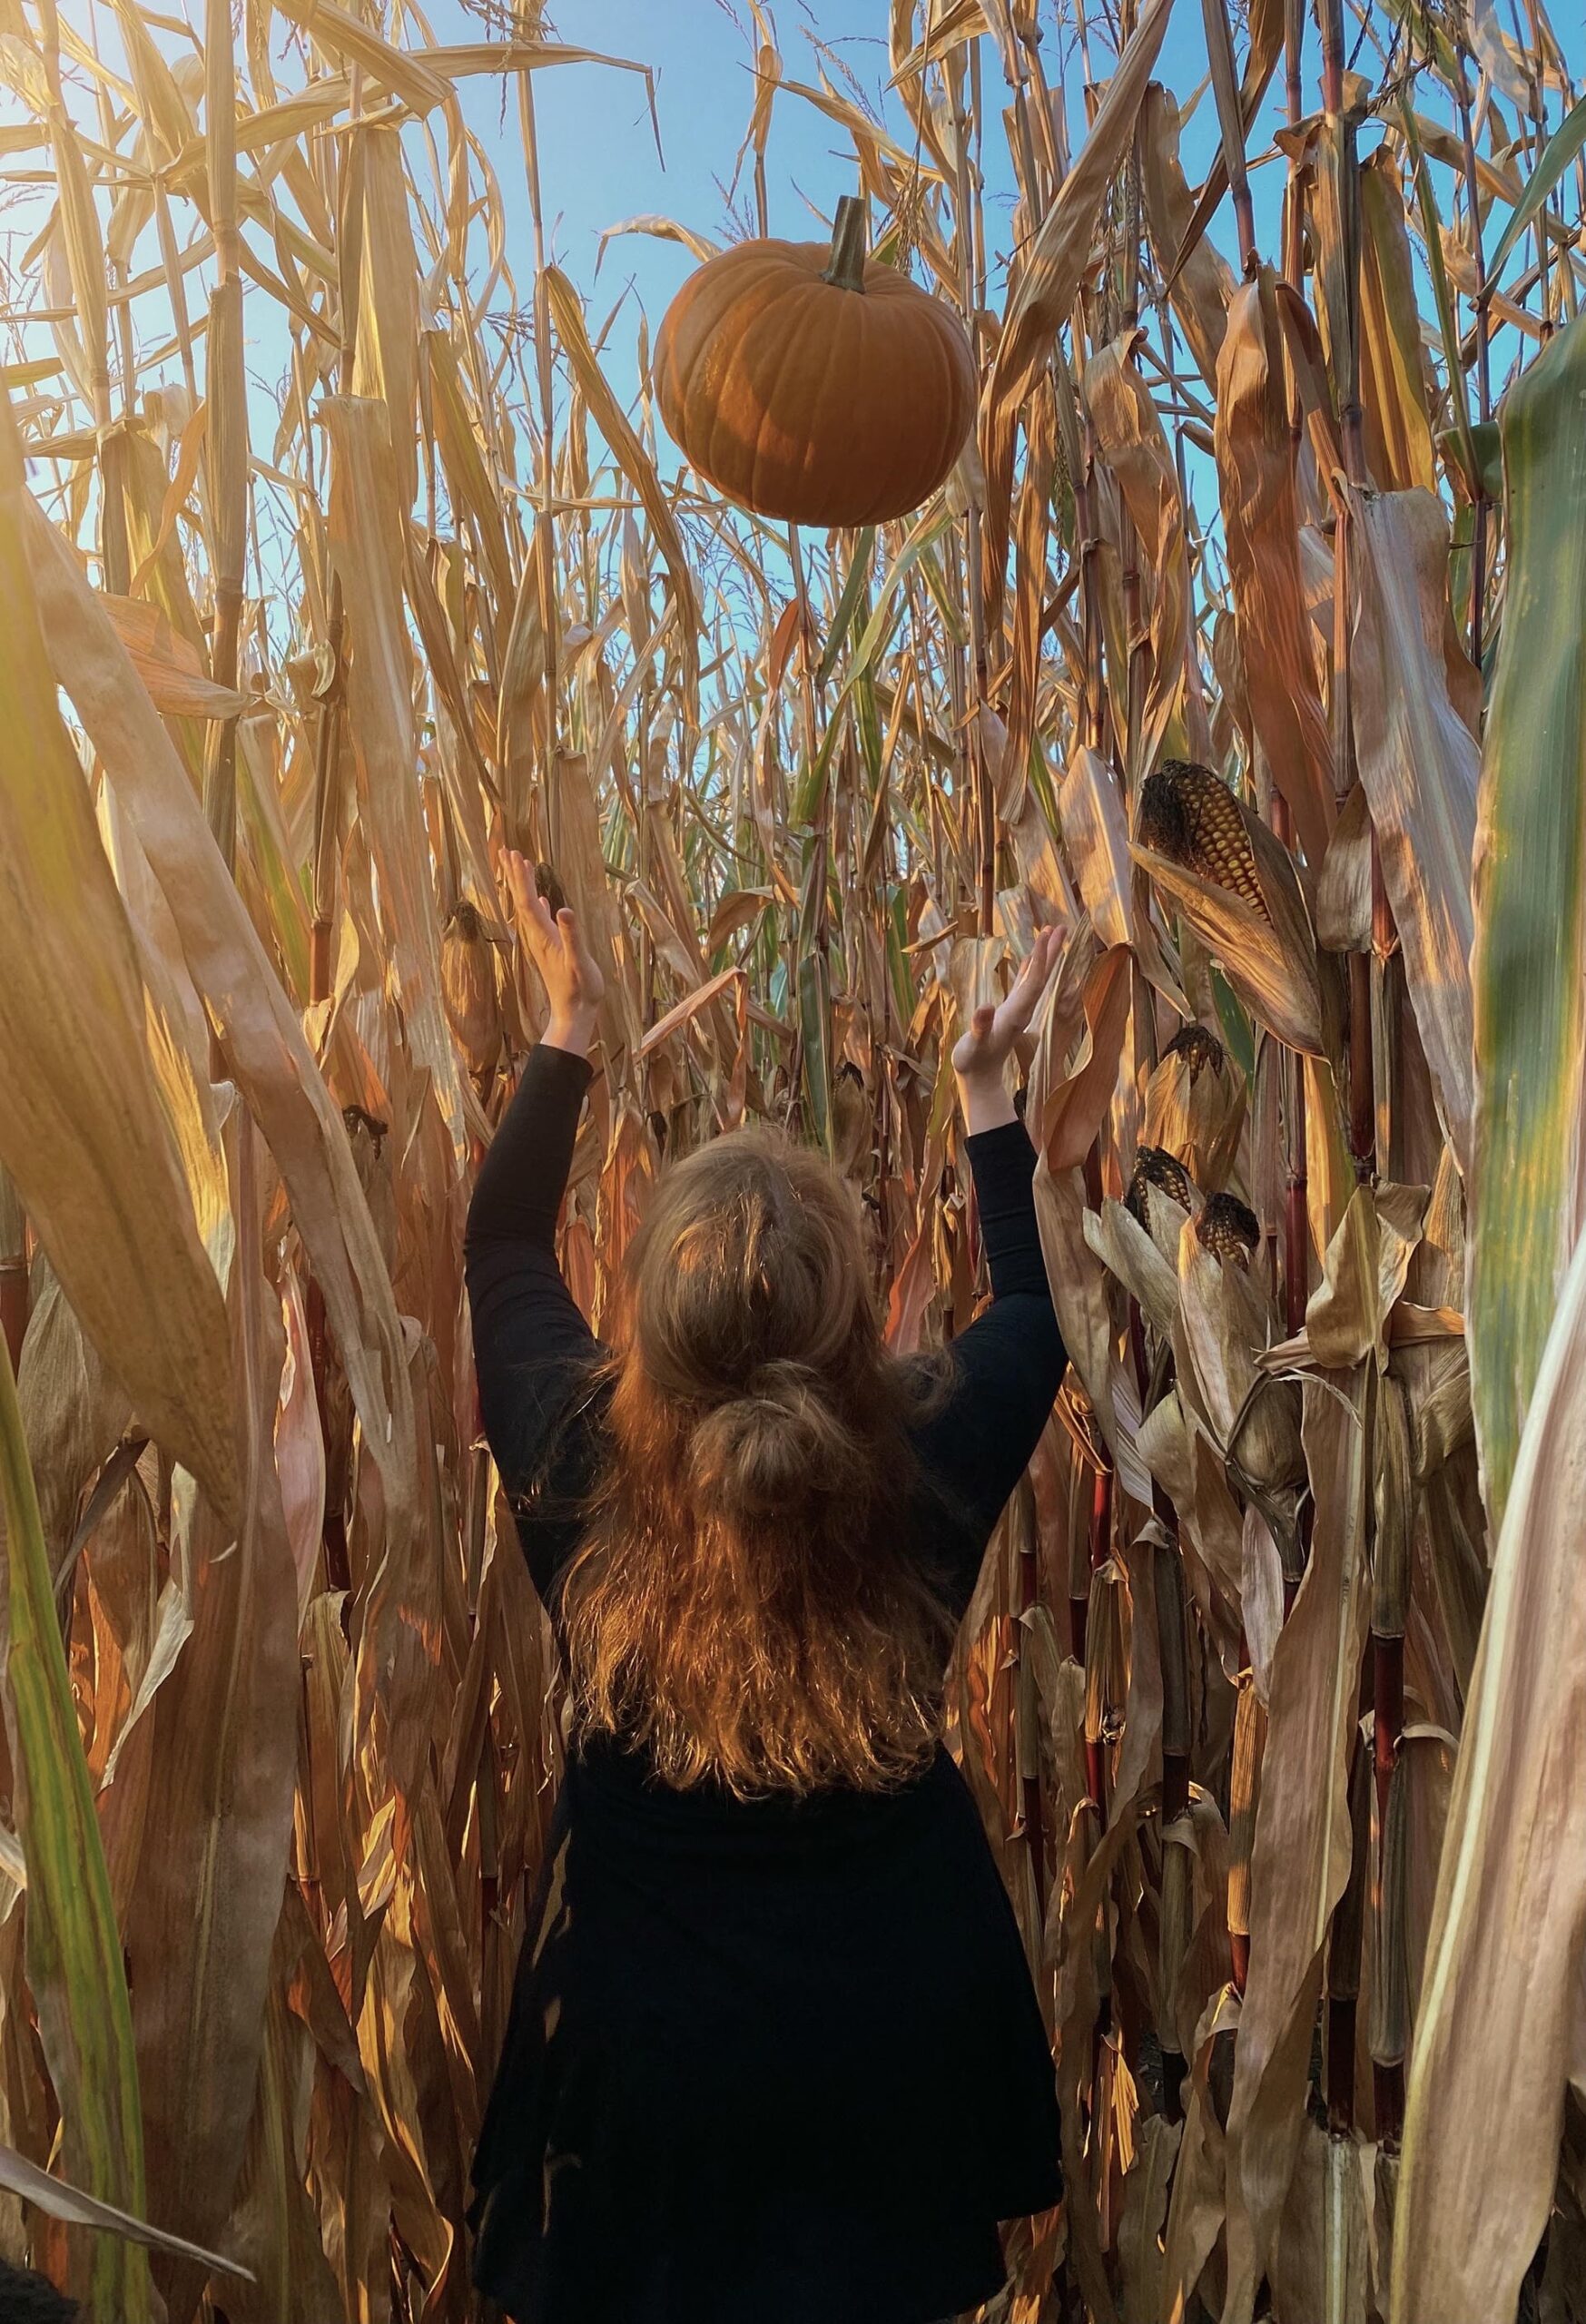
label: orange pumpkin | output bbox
[652,199,977,527]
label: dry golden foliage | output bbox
[0,2,1583,2320]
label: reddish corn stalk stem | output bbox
[0,1266,26,1374]
[295,1657,322,1928]
[1268,793,1311,1336]
[310,922,333,1007]
[310,581,346,1008]
[1284,1169,1309,1340]
[1085,1462,1111,1814]
[1373,1626,1406,2138]
[0,1169,25,1373]
[1327,1724,1372,2132]
[1327,1997,1358,2134]
[304,1275,352,1600]
[1284,0,1305,128]
[1069,1585,1089,1667]
[1348,954,1374,1167]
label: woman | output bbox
[466,854,1067,2324]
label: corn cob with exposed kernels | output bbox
[1161,1021,1226,1080]
[1195,1191,1261,1268]
[1126,1144,1195,1232]
[1138,760,1270,921]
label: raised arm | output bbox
[465,856,606,1601]
[911,931,1067,1592]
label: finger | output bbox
[555,905,586,970]
[512,878,561,960]
[1007,929,1059,1021]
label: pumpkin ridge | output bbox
[917,303,962,514]
[797,281,864,521]
[690,268,788,493]
[741,279,824,513]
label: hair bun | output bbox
[686,1362,860,1522]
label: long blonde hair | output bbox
[558,1125,953,1797]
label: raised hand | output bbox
[503,850,606,1058]
[951,924,1061,1133]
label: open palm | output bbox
[504,850,605,1049]
[951,925,1061,1083]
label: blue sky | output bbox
[2,0,1546,596]
[498,0,1273,389]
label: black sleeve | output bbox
[909,1118,1066,1605]
[465,1042,607,1607]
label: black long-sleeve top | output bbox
[465,1045,1067,2324]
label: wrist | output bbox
[543,1005,598,1058]
[956,1065,1019,1135]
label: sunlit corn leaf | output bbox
[551,264,700,702]
[0,397,237,1520]
[123,1101,301,2316]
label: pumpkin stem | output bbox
[822,195,869,293]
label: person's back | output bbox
[464,857,1066,2324]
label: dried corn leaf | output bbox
[1348,487,1476,1174]
[1214,271,1335,868]
[323,395,472,1157]
[1394,1217,1586,2321]
[1084,330,1189,779]
[1132,832,1327,1058]
[1223,1373,1370,2319]
[1139,82,1234,390]
[20,495,423,1768]
[126,1105,300,2318]
[0,399,237,1520]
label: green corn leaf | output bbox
[797,945,833,1157]
[815,526,875,684]
[1469,309,1586,1530]
[1485,91,1586,286]
[0,1331,153,2322]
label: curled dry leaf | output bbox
[1214,271,1335,869]
[1083,1196,1179,1338]
[1305,1183,1429,1374]
[1177,1224,1305,1494]
[0,396,238,1523]
[1222,1373,1372,2319]
[1142,1024,1246,1190]
[1394,1218,1586,2324]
